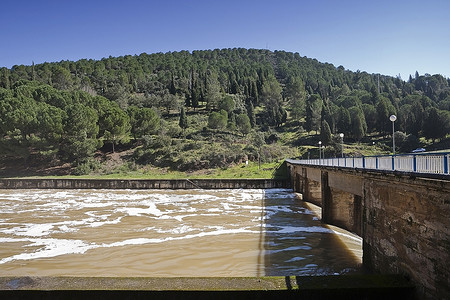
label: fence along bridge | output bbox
[289,151,450,176]
[286,153,450,299]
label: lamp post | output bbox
[339,133,344,158]
[389,115,397,155]
[318,141,322,165]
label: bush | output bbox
[72,158,101,175]
[142,135,171,150]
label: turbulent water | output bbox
[0,188,362,277]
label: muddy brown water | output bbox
[0,189,362,277]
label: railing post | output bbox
[413,154,417,172]
[375,156,378,170]
[362,156,365,168]
[444,154,448,174]
[392,155,395,171]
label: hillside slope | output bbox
[0,48,449,176]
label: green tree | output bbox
[362,103,377,133]
[305,94,323,133]
[250,130,265,169]
[423,107,450,141]
[207,110,227,130]
[218,95,235,114]
[227,112,237,131]
[128,106,160,140]
[337,106,351,135]
[320,120,332,146]
[0,68,10,89]
[190,79,200,110]
[0,96,38,141]
[261,75,284,126]
[179,106,188,132]
[376,97,389,134]
[409,101,424,136]
[236,113,251,136]
[62,103,99,163]
[102,106,130,153]
[36,102,65,144]
[205,71,221,110]
[246,102,256,127]
[52,66,73,90]
[349,106,367,141]
[286,76,306,120]
[160,94,180,114]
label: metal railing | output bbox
[287,152,450,176]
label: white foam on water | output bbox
[88,217,123,228]
[1,227,256,263]
[222,203,231,210]
[116,202,164,217]
[0,238,97,264]
[102,227,260,249]
[207,208,222,213]
[2,223,55,237]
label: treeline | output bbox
[0,81,159,166]
[0,48,449,172]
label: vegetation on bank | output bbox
[0,48,449,177]
[12,161,283,179]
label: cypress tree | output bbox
[247,102,256,127]
[179,106,188,132]
[320,120,332,146]
[169,75,177,95]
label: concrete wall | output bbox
[288,163,450,299]
[0,178,289,190]
[362,174,450,299]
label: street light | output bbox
[339,133,344,158]
[318,141,322,164]
[389,115,397,155]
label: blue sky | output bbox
[1,0,449,79]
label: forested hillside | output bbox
[0,48,449,175]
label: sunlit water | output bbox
[0,188,362,277]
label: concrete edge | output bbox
[0,275,414,291]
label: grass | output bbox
[23,161,282,180]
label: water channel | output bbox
[0,188,362,277]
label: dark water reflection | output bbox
[262,189,362,276]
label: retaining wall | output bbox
[0,178,289,190]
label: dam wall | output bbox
[287,163,450,299]
[0,178,289,190]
